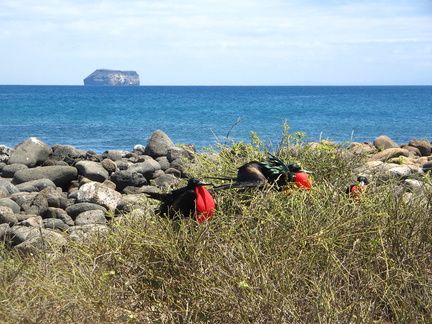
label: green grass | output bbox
[0,134,431,323]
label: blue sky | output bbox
[1,0,431,85]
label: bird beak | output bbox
[300,169,314,174]
[198,181,213,186]
[359,181,365,187]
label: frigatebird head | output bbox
[187,178,213,188]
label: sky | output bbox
[1,0,431,85]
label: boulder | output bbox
[0,206,17,225]
[101,158,117,174]
[128,159,161,180]
[75,161,109,182]
[101,150,129,161]
[15,178,56,192]
[1,163,28,178]
[12,166,78,187]
[156,156,170,170]
[373,135,400,151]
[151,173,178,187]
[7,137,52,167]
[20,216,44,228]
[22,191,49,217]
[0,145,13,163]
[110,170,148,192]
[51,144,86,163]
[371,148,410,162]
[14,228,67,254]
[408,138,431,156]
[0,198,21,213]
[0,179,19,198]
[423,161,432,173]
[37,186,68,209]
[347,142,377,155]
[144,130,175,158]
[75,209,107,225]
[65,202,107,220]
[43,218,69,231]
[76,182,122,210]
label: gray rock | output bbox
[101,158,117,174]
[75,161,109,182]
[43,218,69,230]
[23,191,48,216]
[69,224,110,241]
[0,206,17,225]
[408,138,431,156]
[101,150,129,161]
[165,167,182,178]
[156,156,170,170]
[20,216,44,227]
[143,130,175,158]
[2,163,28,178]
[167,146,184,162]
[75,209,107,225]
[14,228,67,254]
[10,192,37,211]
[371,148,410,162]
[8,226,40,246]
[0,145,13,163]
[110,170,147,192]
[0,198,21,213]
[128,159,161,179]
[58,213,74,226]
[7,137,52,167]
[51,144,86,163]
[0,223,9,242]
[76,182,122,210]
[12,166,78,187]
[0,179,19,198]
[37,186,68,209]
[15,178,56,192]
[151,173,178,187]
[115,160,130,170]
[373,135,400,151]
[65,202,107,219]
[387,165,421,178]
[423,161,432,172]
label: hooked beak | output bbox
[198,181,214,186]
[300,169,314,174]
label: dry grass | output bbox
[0,134,431,323]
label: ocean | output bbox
[0,85,431,154]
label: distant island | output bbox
[83,69,140,86]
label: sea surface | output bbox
[0,85,431,154]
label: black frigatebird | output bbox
[146,178,216,222]
[213,154,313,191]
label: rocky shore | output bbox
[0,131,431,255]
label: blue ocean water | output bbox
[0,85,431,154]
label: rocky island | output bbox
[83,69,140,86]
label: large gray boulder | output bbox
[65,202,107,220]
[0,179,19,198]
[51,144,86,162]
[15,179,56,192]
[75,209,107,225]
[0,145,13,163]
[110,170,148,192]
[1,164,28,178]
[144,130,175,158]
[0,206,17,225]
[371,148,410,162]
[76,182,122,210]
[75,161,109,182]
[128,159,161,180]
[0,198,21,213]
[14,228,67,254]
[7,137,52,167]
[408,138,431,156]
[373,135,400,151]
[12,166,78,187]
